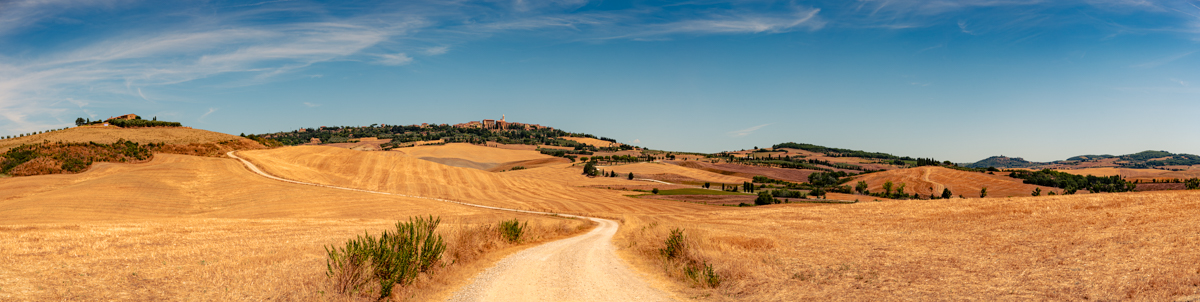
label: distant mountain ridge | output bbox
[965,156,1041,169]
[969,150,1200,169]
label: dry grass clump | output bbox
[321,216,593,301]
[621,218,777,300]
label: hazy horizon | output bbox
[2,0,1198,163]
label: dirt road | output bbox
[447,218,674,302]
[226,151,675,302]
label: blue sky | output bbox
[1,0,1198,162]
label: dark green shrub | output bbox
[499,219,527,243]
[684,261,721,288]
[754,191,776,205]
[660,228,685,260]
[325,216,446,300]
[652,188,659,194]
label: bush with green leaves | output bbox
[499,218,527,243]
[660,228,685,260]
[325,216,446,300]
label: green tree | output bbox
[882,181,894,196]
[855,181,868,194]
[941,188,952,199]
[896,183,906,198]
[582,162,598,176]
[980,187,988,198]
[1031,188,1042,196]
[703,182,710,189]
[75,117,85,126]
[1186,178,1200,190]
[810,187,826,199]
[652,188,659,194]
[627,172,634,180]
[754,192,776,205]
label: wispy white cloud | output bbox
[199,107,218,121]
[729,124,770,137]
[424,46,449,55]
[377,53,414,65]
[1132,51,1196,68]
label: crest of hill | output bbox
[0,127,245,153]
[558,136,620,148]
[966,156,1041,169]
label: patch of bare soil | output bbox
[672,160,820,183]
[1135,183,1187,191]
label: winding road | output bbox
[226,151,675,302]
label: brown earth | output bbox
[670,160,822,183]
[598,162,751,185]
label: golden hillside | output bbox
[853,166,1059,198]
[0,126,245,152]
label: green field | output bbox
[653,188,753,196]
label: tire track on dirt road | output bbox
[226,151,676,302]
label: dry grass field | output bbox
[0,126,243,152]
[392,143,567,172]
[5,141,1200,301]
[1057,167,1200,182]
[558,136,620,147]
[853,166,1060,198]
[619,190,1200,301]
[0,153,589,301]
[236,146,703,216]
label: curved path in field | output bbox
[923,167,945,197]
[226,151,674,302]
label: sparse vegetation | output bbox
[499,219,527,243]
[324,216,446,300]
[1,140,152,176]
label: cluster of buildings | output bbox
[453,115,552,131]
[292,116,550,134]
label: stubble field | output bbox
[4,141,1199,301]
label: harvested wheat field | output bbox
[237,146,704,216]
[0,126,243,152]
[618,190,1200,301]
[6,142,1200,301]
[1057,167,1200,182]
[852,166,1059,198]
[0,153,591,301]
[559,136,620,147]
[392,143,568,172]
